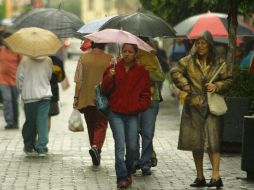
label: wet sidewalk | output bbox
[0,59,253,190]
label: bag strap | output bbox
[209,62,226,83]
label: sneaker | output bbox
[5,124,18,129]
[38,152,48,157]
[89,146,100,166]
[127,176,133,185]
[36,148,48,157]
[142,167,152,176]
[24,148,37,157]
[131,164,140,174]
[117,177,132,188]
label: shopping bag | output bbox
[68,109,84,132]
[207,92,227,116]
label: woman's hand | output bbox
[109,68,116,77]
[73,97,78,108]
[205,83,217,93]
[182,85,191,93]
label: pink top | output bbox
[0,46,21,86]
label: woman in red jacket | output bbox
[101,43,151,188]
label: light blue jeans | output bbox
[137,100,160,169]
[22,99,50,152]
[108,110,139,181]
[0,84,19,125]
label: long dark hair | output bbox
[192,31,218,66]
[122,43,138,53]
[91,42,106,50]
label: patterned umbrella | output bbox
[11,8,84,38]
[99,12,175,38]
[174,12,254,38]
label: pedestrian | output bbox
[135,41,165,175]
[0,31,21,129]
[170,31,233,188]
[73,42,112,166]
[16,56,53,157]
[48,55,66,131]
[168,38,188,70]
[154,40,169,75]
[101,43,151,188]
[154,40,170,100]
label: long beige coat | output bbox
[170,54,233,152]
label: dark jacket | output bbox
[50,56,65,102]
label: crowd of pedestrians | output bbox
[1,22,252,189]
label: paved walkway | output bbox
[0,59,253,190]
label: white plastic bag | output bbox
[68,109,84,132]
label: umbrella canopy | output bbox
[174,12,254,38]
[99,12,175,38]
[239,50,254,75]
[75,15,120,39]
[249,55,254,75]
[85,29,154,52]
[11,8,84,38]
[4,27,63,57]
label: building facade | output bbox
[81,0,140,22]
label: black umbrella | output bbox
[12,8,84,38]
[99,12,175,38]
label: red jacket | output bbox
[101,59,151,115]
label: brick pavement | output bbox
[0,59,253,190]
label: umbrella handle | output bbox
[117,43,121,60]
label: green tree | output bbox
[139,0,254,25]
[46,0,81,18]
[139,0,254,67]
[0,4,5,21]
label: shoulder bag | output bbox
[207,62,228,116]
[94,63,116,116]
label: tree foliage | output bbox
[139,0,254,25]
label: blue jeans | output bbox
[0,84,19,125]
[22,99,50,152]
[137,100,160,169]
[108,110,138,181]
